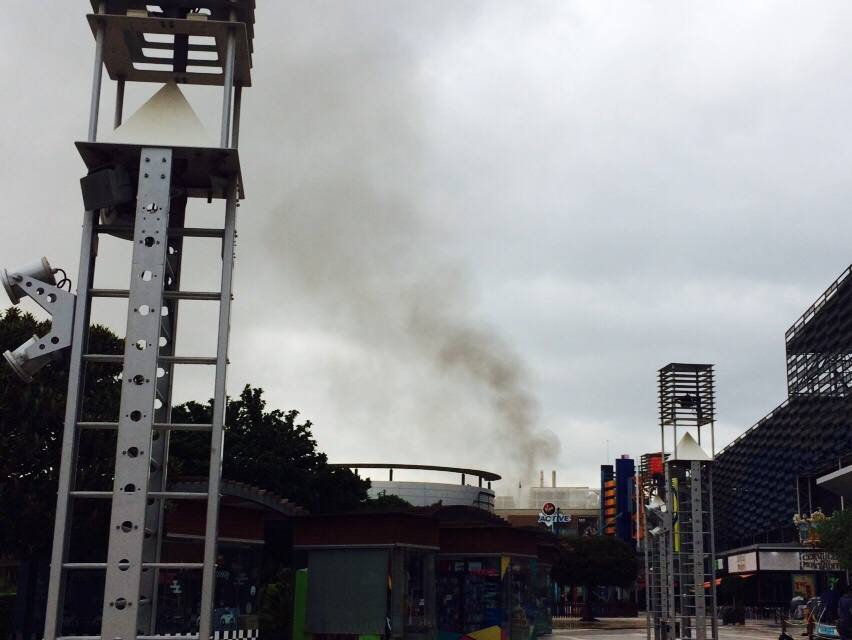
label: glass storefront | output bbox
[404,551,434,634]
[436,556,540,640]
[157,542,263,633]
[437,557,503,633]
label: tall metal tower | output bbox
[15,3,258,640]
[645,364,718,640]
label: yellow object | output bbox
[467,626,502,640]
[673,478,680,552]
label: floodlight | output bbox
[1,257,57,305]
[1,257,75,383]
[4,336,63,383]
[647,495,667,514]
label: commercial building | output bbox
[291,506,558,640]
[712,265,852,605]
[494,471,600,537]
[331,464,499,510]
[601,456,637,547]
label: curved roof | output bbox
[330,463,501,483]
[170,478,307,517]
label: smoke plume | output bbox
[248,4,560,482]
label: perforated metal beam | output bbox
[101,149,173,640]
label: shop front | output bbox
[719,545,842,607]
[437,523,546,640]
[292,508,556,640]
[158,480,306,634]
[292,512,441,640]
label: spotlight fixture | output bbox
[1,257,57,305]
[647,494,667,515]
[1,257,75,383]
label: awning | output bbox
[817,465,852,500]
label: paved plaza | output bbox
[548,623,785,640]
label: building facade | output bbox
[332,464,499,510]
[712,265,852,604]
[495,472,600,537]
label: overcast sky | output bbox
[3,2,852,491]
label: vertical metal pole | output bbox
[708,466,719,640]
[43,211,98,640]
[710,421,715,458]
[663,462,675,640]
[88,2,107,142]
[231,85,243,148]
[141,199,187,634]
[114,78,126,129]
[101,149,174,640]
[796,475,802,515]
[220,14,237,148]
[691,462,706,640]
[199,177,239,640]
[641,471,652,640]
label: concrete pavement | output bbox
[546,621,787,640]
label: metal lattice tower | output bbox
[42,3,256,640]
[646,364,718,640]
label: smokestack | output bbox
[540,470,544,488]
[552,470,556,488]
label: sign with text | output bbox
[801,551,840,572]
[728,551,757,574]
[538,502,571,527]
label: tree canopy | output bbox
[816,509,852,570]
[0,308,121,557]
[551,534,637,590]
[552,534,637,620]
[169,386,370,513]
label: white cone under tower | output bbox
[673,431,711,461]
[107,83,213,148]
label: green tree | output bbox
[361,490,412,510]
[0,307,122,558]
[169,385,370,513]
[816,509,852,570]
[551,535,638,621]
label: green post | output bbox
[292,569,309,640]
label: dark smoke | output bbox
[251,4,560,481]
